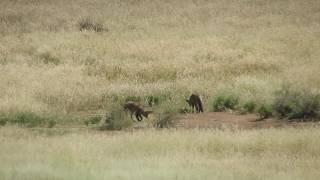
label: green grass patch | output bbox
[0,111,57,128]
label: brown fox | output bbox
[186,93,204,113]
[123,101,153,121]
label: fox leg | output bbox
[197,104,202,113]
[135,112,143,121]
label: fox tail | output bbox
[142,111,153,118]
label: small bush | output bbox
[78,17,105,32]
[273,87,320,120]
[0,112,56,128]
[257,104,273,119]
[84,116,102,126]
[212,94,239,112]
[100,106,133,130]
[152,101,178,128]
[155,112,176,128]
[241,101,256,114]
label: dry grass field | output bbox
[1,0,320,179]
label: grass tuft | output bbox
[84,115,102,126]
[39,52,60,65]
[78,17,106,32]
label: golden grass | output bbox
[1,0,320,117]
[1,127,320,179]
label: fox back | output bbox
[123,101,142,113]
[123,101,152,120]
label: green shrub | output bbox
[100,106,133,130]
[212,94,239,112]
[273,87,320,120]
[241,101,256,114]
[257,104,273,119]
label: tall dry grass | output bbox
[0,0,320,122]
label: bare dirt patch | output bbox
[176,112,318,129]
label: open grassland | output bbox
[1,127,320,180]
[1,1,320,179]
[1,0,320,124]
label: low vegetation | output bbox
[84,115,102,126]
[100,105,133,130]
[211,86,320,121]
[212,92,240,112]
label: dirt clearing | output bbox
[176,112,318,129]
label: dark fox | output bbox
[123,101,153,121]
[186,93,204,113]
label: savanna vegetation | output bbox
[1,0,320,179]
